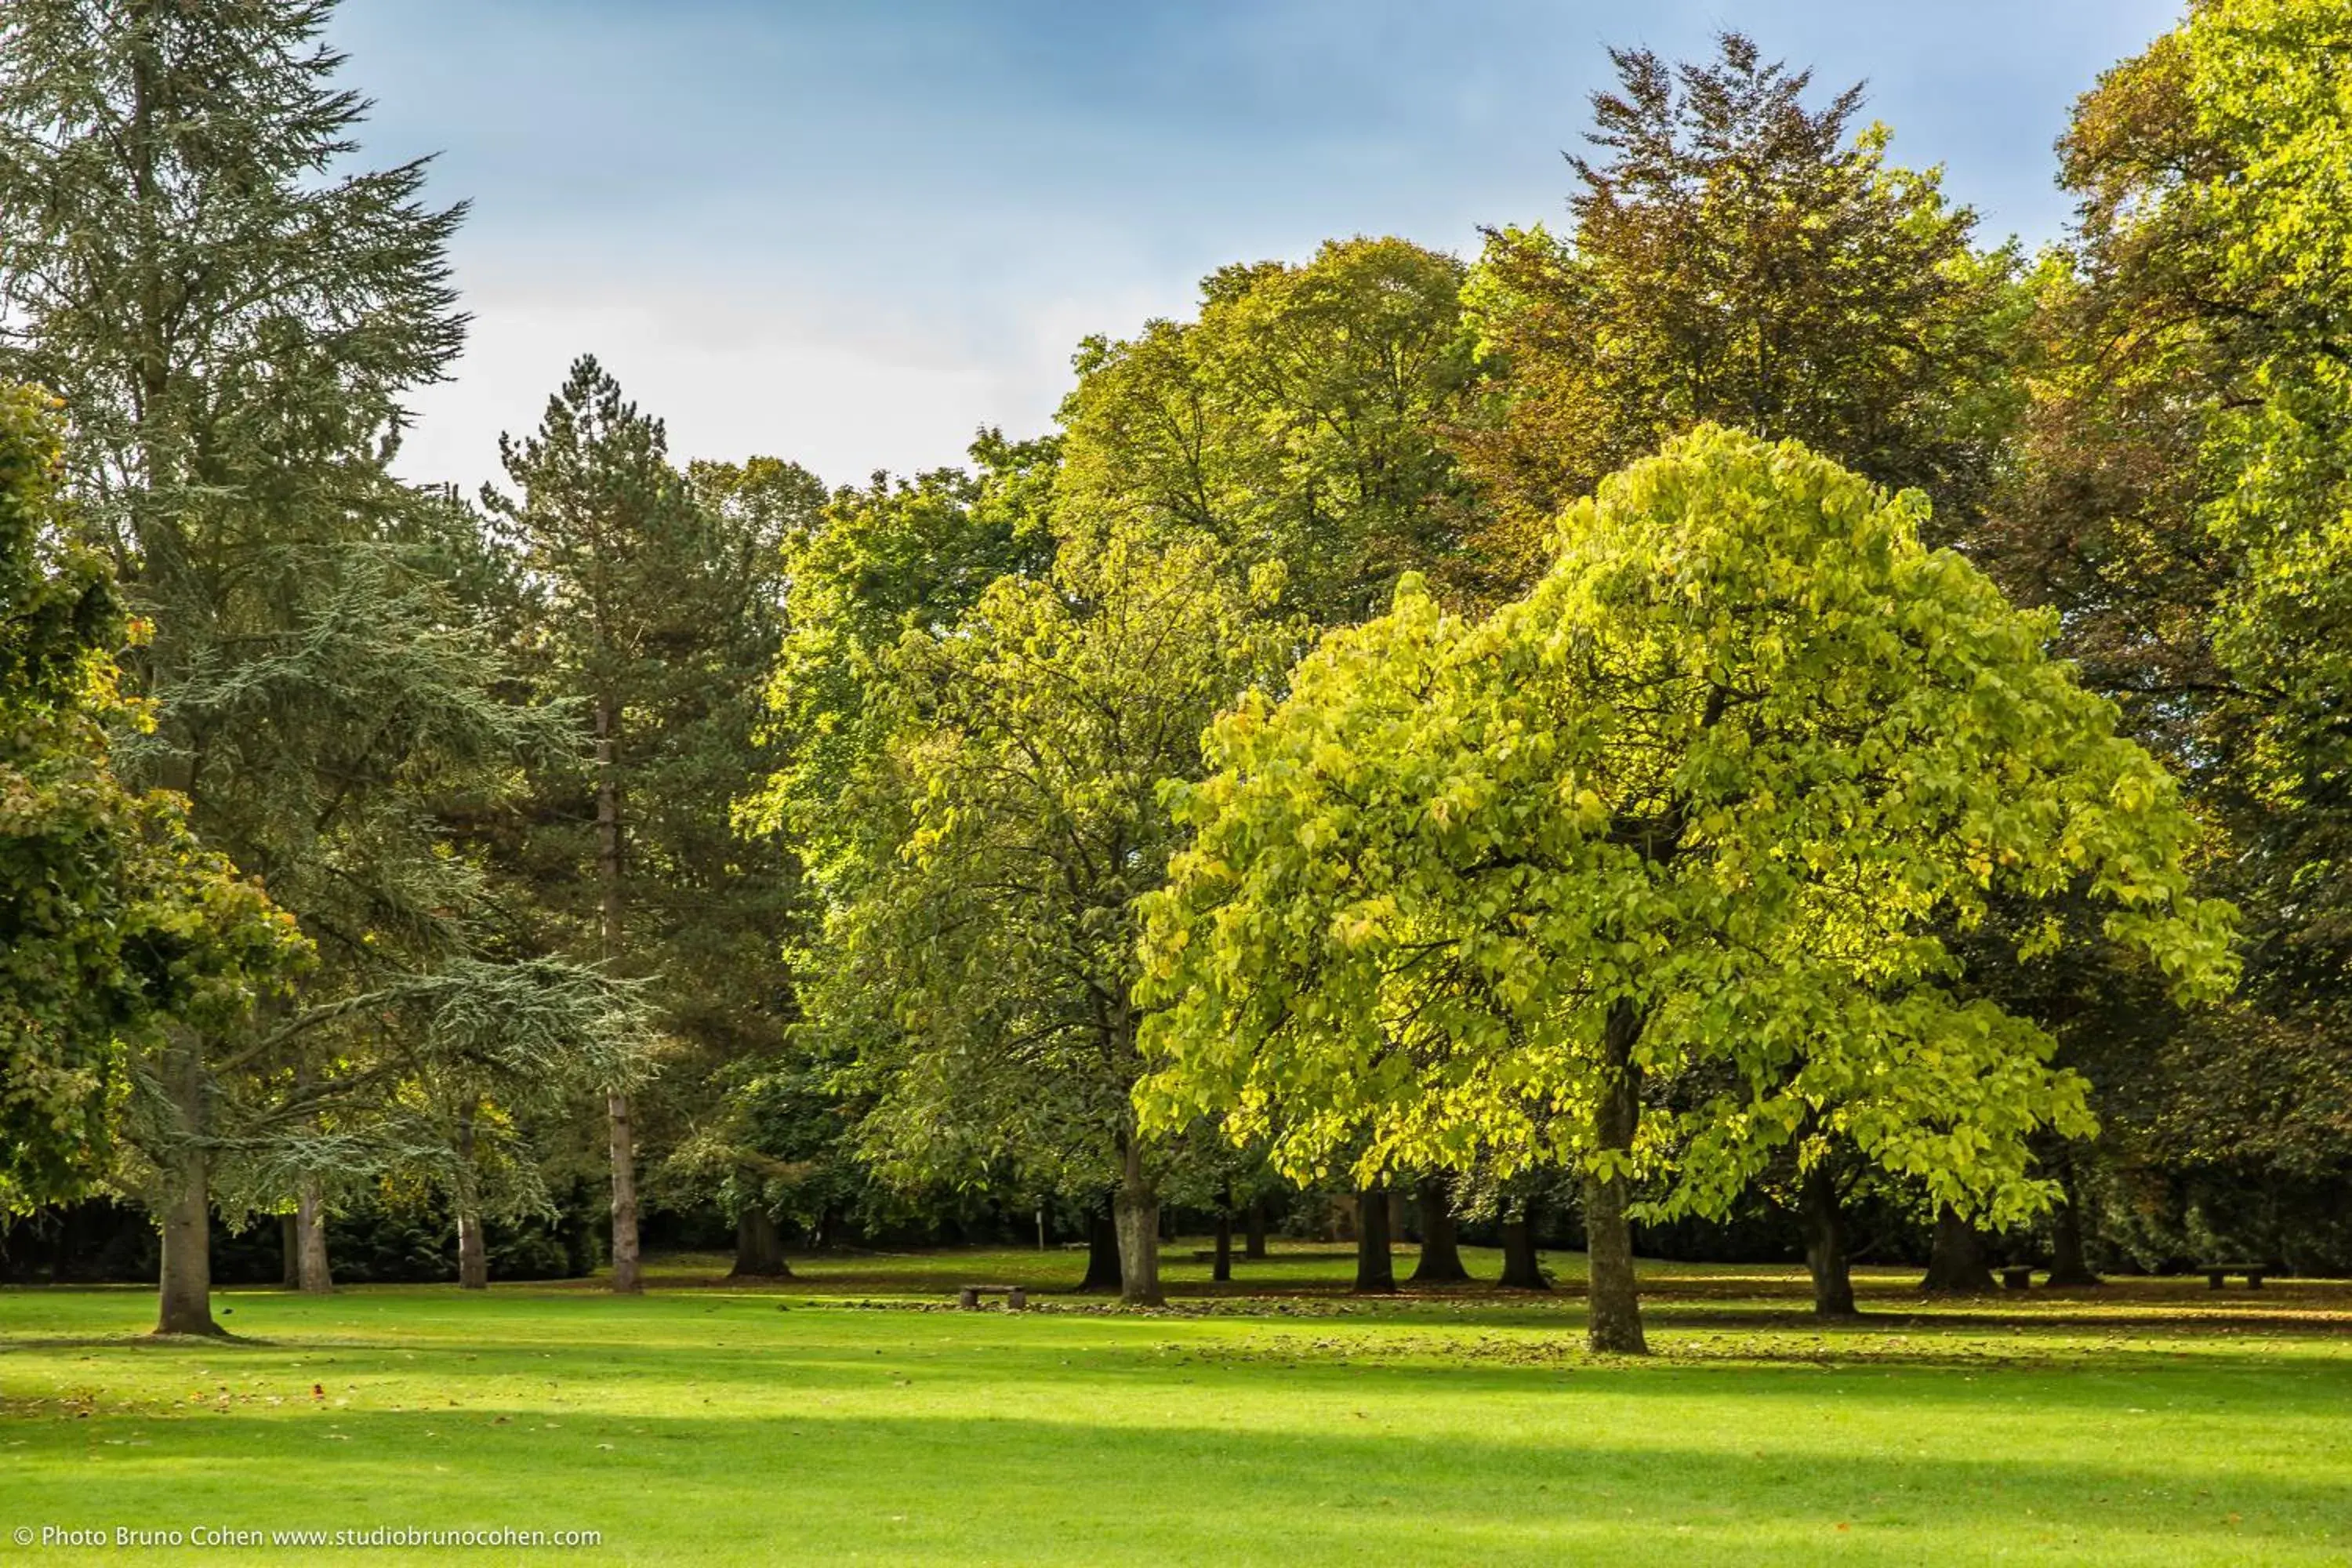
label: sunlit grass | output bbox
[2,1245,2347,1564]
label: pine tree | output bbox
[486,356,764,1293]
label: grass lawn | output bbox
[3,1243,2349,1564]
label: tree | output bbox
[1057,237,1491,624]
[789,524,1293,1304]
[1457,34,2023,591]
[486,355,762,1293]
[1139,427,2236,1353]
[0,0,653,1332]
[0,385,303,1212]
[1975,0,2352,1263]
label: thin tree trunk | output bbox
[1212,1208,1232,1283]
[454,1109,488,1290]
[607,1090,641,1294]
[1077,1200,1123,1293]
[1408,1175,1470,1284]
[295,1175,332,1294]
[280,1213,299,1290]
[1499,1203,1549,1290]
[1584,998,1649,1354]
[1244,1200,1267,1260]
[154,1030,222,1337]
[1799,1160,1857,1317]
[1112,1142,1163,1306]
[730,1208,789,1278]
[1354,1186,1395,1294]
[2045,1149,2102,1287]
[594,691,641,1296]
[1920,1205,1996,1294]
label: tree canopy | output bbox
[1139,426,2238,1349]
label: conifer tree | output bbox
[487,357,773,1292]
[0,0,651,1330]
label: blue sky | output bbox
[332,0,2184,495]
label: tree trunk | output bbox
[154,1032,222,1337]
[1499,1203,1549,1290]
[607,1091,641,1294]
[156,1149,218,1336]
[1077,1200,1122,1293]
[1244,1200,1268,1260]
[295,1175,332,1294]
[593,691,641,1295]
[1387,1188,1408,1243]
[1799,1160,1857,1318]
[1408,1175,1470,1284]
[1584,998,1649,1354]
[2045,1149,2102,1287]
[454,1109,488,1290]
[1112,1142,1163,1306]
[1354,1186,1395,1294]
[730,1208,790,1278]
[1212,1208,1232,1283]
[1920,1205,1996,1294]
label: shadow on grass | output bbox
[9,1399,2343,1565]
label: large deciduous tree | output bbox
[1139,427,2235,1352]
[1057,237,1490,624]
[1457,34,2022,590]
[1976,0,2352,1262]
[786,524,1292,1304]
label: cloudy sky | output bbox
[330,0,2183,496]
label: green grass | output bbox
[4,1244,2350,1564]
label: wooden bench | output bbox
[2201,1263,2266,1290]
[956,1283,1028,1310]
[2000,1265,2034,1290]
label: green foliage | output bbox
[1976,0,2352,1223]
[803,524,1296,1200]
[740,437,1056,880]
[1056,237,1489,624]
[1458,34,2024,588]
[1140,428,2235,1225]
[0,386,305,1208]
[0,3,662,1294]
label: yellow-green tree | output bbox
[1139,427,2235,1352]
[1058,237,1489,624]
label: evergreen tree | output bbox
[487,358,808,1290]
[0,0,652,1331]
[0,384,304,1212]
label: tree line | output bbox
[1,0,2346,1353]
